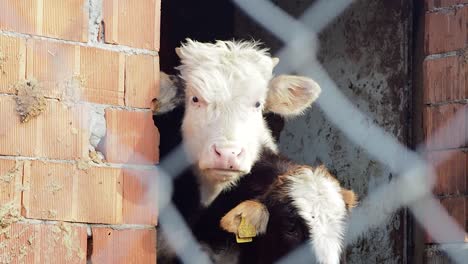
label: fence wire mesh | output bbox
[0,0,467,263]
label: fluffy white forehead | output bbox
[176,40,277,102]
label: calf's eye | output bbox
[192,96,199,103]
[255,101,261,108]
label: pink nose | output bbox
[212,145,244,170]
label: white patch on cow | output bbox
[177,40,279,204]
[287,167,347,264]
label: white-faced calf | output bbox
[155,39,355,264]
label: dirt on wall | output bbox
[0,50,6,75]
[14,79,47,123]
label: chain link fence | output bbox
[1,0,467,263]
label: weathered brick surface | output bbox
[423,55,467,104]
[0,0,88,42]
[26,39,161,107]
[425,197,467,243]
[424,6,468,54]
[423,104,467,150]
[22,161,123,224]
[425,0,468,10]
[0,97,89,159]
[125,54,159,108]
[103,109,159,165]
[27,39,138,106]
[91,227,156,264]
[0,0,38,36]
[123,168,158,225]
[423,0,468,255]
[466,197,468,234]
[80,46,125,105]
[26,39,79,99]
[0,36,26,94]
[42,0,88,42]
[103,0,161,50]
[0,159,22,206]
[427,150,467,195]
[0,222,87,264]
[1,0,161,258]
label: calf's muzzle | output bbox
[210,144,245,171]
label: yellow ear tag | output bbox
[235,216,256,243]
[238,216,256,238]
[236,234,253,243]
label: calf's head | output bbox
[176,40,321,184]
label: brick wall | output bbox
[417,0,468,262]
[0,1,160,263]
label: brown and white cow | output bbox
[155,39,355,264]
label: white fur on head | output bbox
[176,39,279,200]
[266,75,321,117]
[287,167,346,264]
[176,39,277,83]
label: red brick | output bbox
[22,161,123,224]
[0,0,38,35]
[103,109,159,165]
[0,159,22,206]
[91,227,156,264]
[423,55,467,104]
[0,97,89,159]
[103,0,161,50]
[42,0,88,42]
[0,0,88,42]
[123,168,158,225]
[425,197,467,243]
[0,36,26,94]
[466,195,468,231]
[80,46,125,105]
[0,222,87,264]
[423,104,467,150]
[26,39,79,100]
[466,195,468,232]
[424,7,468,54]
[125,54,159,108]
[26,39,128,105]
[427,150,467,195]
[426,0,468,10]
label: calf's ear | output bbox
[265,75,321,117]
[220,200,269,235]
